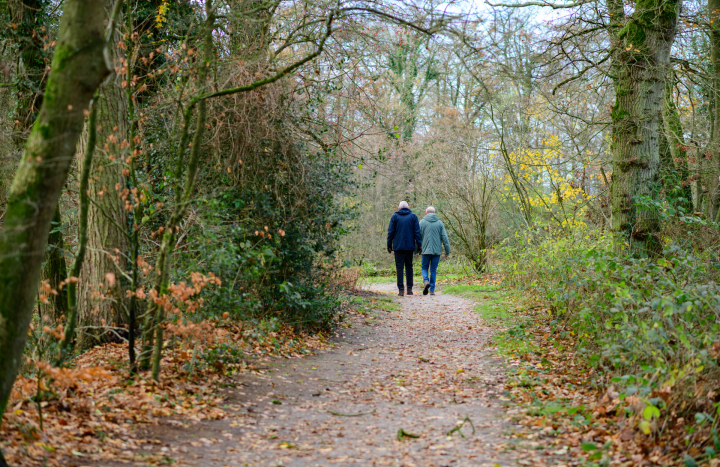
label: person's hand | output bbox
[387,247,392,254]
[445,254,449,258]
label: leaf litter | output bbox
[0,323,328,466]
[3,280,603,467]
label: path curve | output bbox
[138,283,520,466]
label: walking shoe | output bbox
[423,280,430,295]
[407,288,413,295]
[430,291,435,295]
[398,290,404,297]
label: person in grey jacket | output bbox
[419,206,451,295]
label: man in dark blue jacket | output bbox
[387,201,422,296]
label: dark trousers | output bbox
[394,250,414,291]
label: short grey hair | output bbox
[426,206,436,213]
[399,201,409,209]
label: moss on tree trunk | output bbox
[610,0,679,255]
[0,0,109,435]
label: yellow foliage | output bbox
[503,135,589,230]
[156,1,170,29]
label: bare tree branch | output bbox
[339,7,450,35]
[486,0,591,9]
[552,52,611,95]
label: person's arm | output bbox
[413,215,422,253]
[441,223,451,256]
[387,214,397,253]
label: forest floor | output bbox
[89,282,563,467]
[5,276,691,466]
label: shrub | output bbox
[175,147,354,331]
[498,223,720,420]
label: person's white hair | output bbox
[426,206,436,213]
[398,201,409,209]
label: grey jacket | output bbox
[419,213,451,256]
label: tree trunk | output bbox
[149,0,214,380]
[57,101,98,365]
[75,58,129,349]
[4,1,69,324]
[663,81,696,211]
[40,205,68,324]
[473,237,487,273]
[707,0,720,220]
[0,0,49,214]
[0,0,108,434]
[610,0,680,255]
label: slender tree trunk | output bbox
[0,1,49,214]
[149,0,215,380]
[40,205,68,324]
[663,81,695,210]
[57,101,98,365]
[610,0,680,255]
[474,232,487,273]
[708,0,720,220]
[0,0,109,440]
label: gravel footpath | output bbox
[133,283,522,467]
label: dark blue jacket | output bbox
[387,208,422,252]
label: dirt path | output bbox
[137,284,523,466]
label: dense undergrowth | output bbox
[491,220,720,465]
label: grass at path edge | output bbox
[443,283,537,355]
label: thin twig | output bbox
[328,409,376,417]
[446,416,476,438]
